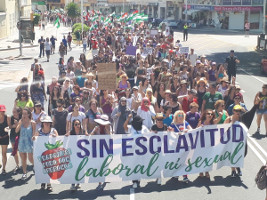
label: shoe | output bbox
[132,182,137,189]
[70,184,76,191]
[47,184,53,191]
[32,167,35,174]
[2,169,6,175]
[21,173,27,180]
[231,171,237,178]
[156,178,161,185]
[183,177,189,183]
[236,168,242,176]
[76,184,81,189]
[41,183,46,189]
[13,166,20,174]
[96,183,103,190]
[257,127,260,133]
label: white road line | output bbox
[248,134,267,158]
[239,68,266,84]
[130,188,135,200]
[247,140,266,164]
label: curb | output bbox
[0,44,39,52]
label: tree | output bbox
[66,2,80,20]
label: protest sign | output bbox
[141,47,153,58]
[150,29,158,36]
[126,45,137,56]
[34,123,247,184]
[97,63,116,90]
[180,47,190,55]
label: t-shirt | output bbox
[225,56,238,71]
[163,114,173,126]
[170,121,190,133]
[52,109,68,135]
[186,112,200,129]
[16,99,34,109]
[203,92,223,110]
[151,124,167,132]
[76,76,86,88]
[67,112,86,128]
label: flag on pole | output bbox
[54,17,59,26]
[56,21,60,28]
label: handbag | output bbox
[255,165,267,190]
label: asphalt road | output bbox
[0,27,266,200]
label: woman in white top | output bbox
[32,102,46,132]
[66,103,87,135]
[44,37,51,62]
[137,97,156,129]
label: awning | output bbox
[183,9,199,15]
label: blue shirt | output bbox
[170,121,190,133]
[163,114,173,126]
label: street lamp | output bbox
[81,0,84,37]
[263,0,266,34]
[185,0,188,21]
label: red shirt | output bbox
[182,97,198,113]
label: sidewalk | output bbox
[0,23,72,59]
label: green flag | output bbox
[54,17,59,25]
[56,21,60,28]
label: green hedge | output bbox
[72,23,89,34]
[33,14,40,25]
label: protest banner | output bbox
[141,47,153,58]
[126,45,137,56]
[34,123,247,184]
[97,63,117,90]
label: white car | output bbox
[162,19,178,28]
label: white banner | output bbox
[33,123,247,184]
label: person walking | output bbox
[50,35,57,54]
[44,37,51,62]
[38,36,45,58]
[244,21,250,37]
[67,32,72,51]
[183,23,189,41]
[225,50,240,84]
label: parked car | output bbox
[161,19,178,29]
[152,18,163,27]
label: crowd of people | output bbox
[0,11,267,193]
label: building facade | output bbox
[185,0,265,30]
[0,0,32,39]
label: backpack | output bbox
[255,165,267,190]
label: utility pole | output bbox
[263,0,266,34]
[81,0,84,38]
[18,0,22,56]
[185,0,188,21]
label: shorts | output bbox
[0,134,9,145]
[256,109,267,114]
[46,50,50,56]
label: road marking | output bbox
[247,140,266,164]
[239,68,266,84]
[248,134,267,158]
[130,188,135,200]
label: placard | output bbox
[97,63,117,90]
[33,123,247,184]
[126,45,137,56]
[180,47,190,55]
[150,29,158,36]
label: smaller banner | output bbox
[97,63,116,91]
[126,45,137,56]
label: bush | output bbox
[72,23,89,36]
[33,14,40,25]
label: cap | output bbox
[132,86,138,90]
[235,85,241,90]
[230,50,235,53]
[65,77,70,82]
[211,62,216,65]
[233,105,242,111]
[196,60,201,64]
[40,116,53,123]
[34,101,42,106]
[133,115,144,123]
[94,114,110,125]
[221,77,229,83]
[155,113,164,119]
[189,89,197,95]
[234,93,242,98]
[0,105,6,112]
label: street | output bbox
[0,25,267,200]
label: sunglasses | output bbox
[144,101,149,104]
[74,123,81,126]
[206,113,213,116]
[178,114,183,117]
[35,105,41,107]
[157,119,163,121]
[234,98,240,100]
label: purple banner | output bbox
[214,6,262,11]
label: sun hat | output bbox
[0,105,6,112]
[40,116,53,123]
[196,60,201,64]
[94,114,111,125]
[165,89,172,94]
[155,113,164,119]
[180,80,187,85]
[197,77,207,85]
